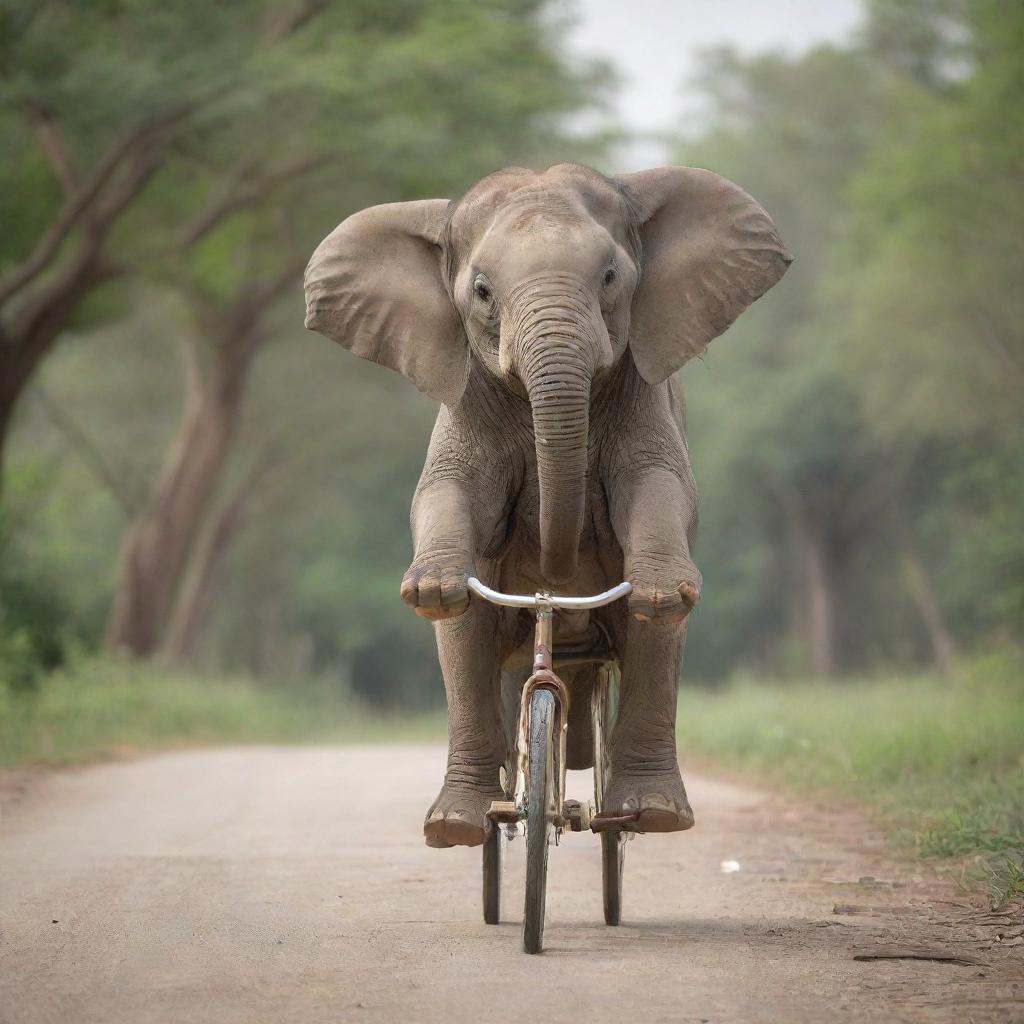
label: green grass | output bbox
[0,656,444,769]
[679,653,1024,906]
[4,653,1021,906]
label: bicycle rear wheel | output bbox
[523,687,557,954]
[482,822,502,924]
[593,665,625,926]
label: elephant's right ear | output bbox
[304,199,468,406]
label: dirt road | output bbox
[0,746,1019,1023]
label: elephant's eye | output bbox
[602,266,617,289]
[473,276,492,303]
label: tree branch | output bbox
[33,385,141,518]
[220,255,307,355]
[844,446,914,535]
[0,101,198,306]
[206,257,307,406]
[2,243,120,412]
[23,97,78,196]
[177,153,334,252]
[266,0,331,42]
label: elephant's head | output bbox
[305,164,791,583]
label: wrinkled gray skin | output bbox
[305,164,790,847]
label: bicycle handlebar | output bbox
[466,576,632,610]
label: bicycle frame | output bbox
[515,596,571,826]
[467,577,631,829]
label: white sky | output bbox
[566,0,863,169]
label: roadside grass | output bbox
[678,652,1024,906]
[4,652,1021,906]
[0,656,444,769]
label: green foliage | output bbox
[0,655,445,768]
[832,0,1024,648]
[0,465,88,689]
[677,0,1023,677]
[679,653,1024,905]
[3,0,611,700]
[838,8,1024,439]
[2,0,1020,696]
[677,42,894,676]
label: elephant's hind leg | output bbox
[424,601,509,848]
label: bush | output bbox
[679,653,1024,905]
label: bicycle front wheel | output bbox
[593,665,625,926]
[523,687,557,954]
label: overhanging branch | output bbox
[0,101,199,306]
[177,153,335,252]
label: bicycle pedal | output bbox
[590,810,641,832]
[562,799,592,832]
[487,800,520,823]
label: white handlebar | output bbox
[466,576,632,610]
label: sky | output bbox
[566,0,863,169]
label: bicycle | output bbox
[466,575,636,954]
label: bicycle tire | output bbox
[482,822,502,924]
[523,687,557,954]
[593,665,625,926]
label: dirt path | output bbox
[0,746,1019,1024]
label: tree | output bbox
[675,45,891,676]
[3,0,613,681]
[0,1,347,476]
[837,0,1024,643]
[674,0,1023,678]
[98,0,609,656]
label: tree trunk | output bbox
[104,262,298,657]
[104,336,253,656]
[0,340,59,487]
[159,502,235,665]
[160,457,270,664]
[901,546,956,673]
[793,502,839,677]
[0,379,18,485]
[0,247,113,483]
[0,97,319,490]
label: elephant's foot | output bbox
[423,780,504,848]
[601,763,695,832]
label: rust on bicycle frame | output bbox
[513,594,572,827]
[491,595,634,831]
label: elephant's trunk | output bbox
[526,364,589,584]
[509,283,604,585]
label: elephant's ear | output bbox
[616,167,792,385]
[304,199,468,406]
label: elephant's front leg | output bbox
[424,601,508,848]
[615,466,702,624]
[604,614,695,831]
[604,462,701,831]
[402,471,511,848]
[401,478,478,621]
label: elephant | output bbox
[304,163,790,848]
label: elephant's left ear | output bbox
[304,199,468,406]
[616,167,793,385]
